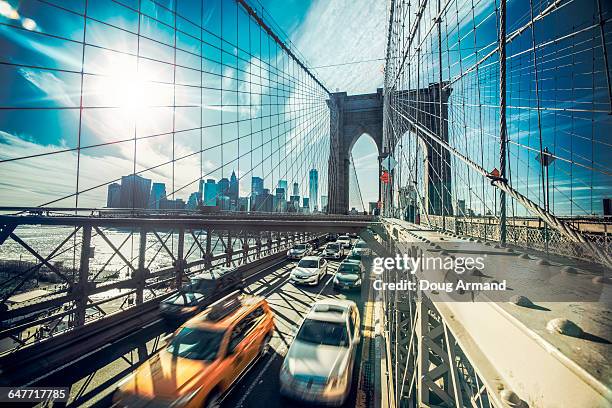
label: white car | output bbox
[280,300,361,406]
[337,235,352,250]
[324,242,344,259]
[290,256,328,286]
[287,243,311,260]
[352,240,371,257]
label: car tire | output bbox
[204,389,221,408]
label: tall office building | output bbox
[106,183,121,208]
[251,176,264,197]
[278,180,287,195]
[203,179,217,207]
[302,197,310,213]
[309,169,318,212]
[292,182,299,196]
[187,192,200,209]
[218,177,229,197]
[229,171,239,204]
[253,188,273,212]
[275,188,286,212]
[238,197,249,212]
[119,174,151,209]
[289,195,300,212]
[148,182,167,209]
[321,195,328,213]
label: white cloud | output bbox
[291,0,387,94]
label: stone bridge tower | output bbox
[327,84,452,216]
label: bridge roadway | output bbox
[23,253,376,407]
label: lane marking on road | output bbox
[355,274,376,408]
[24,342,114,386]
[235,270,335,407]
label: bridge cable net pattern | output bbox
[384,0,612,266]
[0,0,329,354]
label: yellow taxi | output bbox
[113,292,275,407]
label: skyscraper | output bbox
[218,177,229,198]
[148,182,166,209]
[289,195,300,212]
[275,187,286,212]
[251,176,264,197]
[292,182,299,196]
[278,179,287,194]
[302,197,310,213]
[203,179,217,207]
[321,195,328,213]
[187,192,200,209]
[107,183,121,208]
[119,174,151,209]
[309,169,318,212]
[229,171,239,205]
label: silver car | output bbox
[352,240,371,257]
[336,235,352,250]
[280,300,361,406]
[290,256,328,286]
[324,242,344,259]
[287,243,311,260]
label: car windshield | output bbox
[188,278,216,294]
[294,244,307,250]
[338,265,360,274]
[296,318,349,347]
[348,254,360,260]
[298,259,318,268]
[164,292,203,306]
[355,242,367,248]
[327,244,340,251]
[166,327,224,360]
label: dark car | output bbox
[327,233,339,241]
[159,266,243,320]
[333,262,362,290]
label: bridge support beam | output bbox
[327,85,452,216]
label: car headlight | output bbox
[287,251,291,256]
[355,278,361,285]
[333,277,339,284]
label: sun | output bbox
[104,55,147,115]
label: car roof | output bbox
[186,294,265,330]
[300,255,321,261]
[338,262,360,269]
[306,299,355,323]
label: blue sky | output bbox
[0,0,609,215]
[0,0,386,209]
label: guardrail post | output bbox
[226,230,233,267]
[255,233,262,259]
[74,225,91,327]
[175,227,185,288]
[136,228,146,304]
[205,229,212,269]
[242,231,249,264]
[267,232,273,255]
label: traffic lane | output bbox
[222,258,368,408]
[30,261,298,407]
